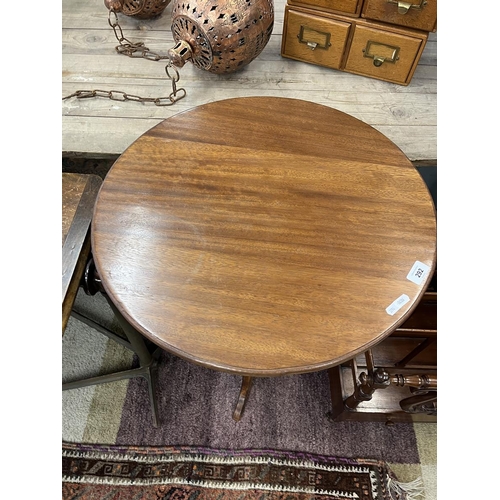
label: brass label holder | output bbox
[362,40,400,67]
[297,25,332,51]
[386,0,428,15]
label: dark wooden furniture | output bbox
[62,173,160,426]
[62,173,102,332]
[91,96,437,421]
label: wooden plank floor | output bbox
[62,0,436,162]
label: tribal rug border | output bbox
[62,442,423,500]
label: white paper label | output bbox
[386,294,410,316]
[406,261,430,285]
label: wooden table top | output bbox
[92,97,436,376]
[62,0,436,162]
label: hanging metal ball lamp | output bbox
[167,0,274,74]
[104,0,171,19]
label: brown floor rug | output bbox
[62,442,424,500]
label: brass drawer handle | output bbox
[386,0,428,14]
[297,25,332,51]
[362,40,400,66]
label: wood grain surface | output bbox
[61,0,436,161]
[91,96,436,375]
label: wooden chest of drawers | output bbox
[281,0,436,85]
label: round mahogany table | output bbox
[91,97,436,420]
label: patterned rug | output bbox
[62,443,424,500]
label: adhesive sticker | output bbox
[386,294,410,316]
[406,261,430,285]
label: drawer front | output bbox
[289,0,361,16]
[344,25,423,84]
[362,0,437,32]
[282,8,351,69]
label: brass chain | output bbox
[62,9,186,106]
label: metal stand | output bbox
[62,258,161,427]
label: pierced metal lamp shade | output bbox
[104,0,171,19]
[168,0,274,74]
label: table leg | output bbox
[233,376,253,422]
[343,350,390,411]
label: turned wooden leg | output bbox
[233,376,253,422]
[343,350,390,411]
[333,350,438,418]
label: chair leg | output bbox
[62,296,161,428]
[103,295,162,428]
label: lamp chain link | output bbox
[62,9,186,106]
